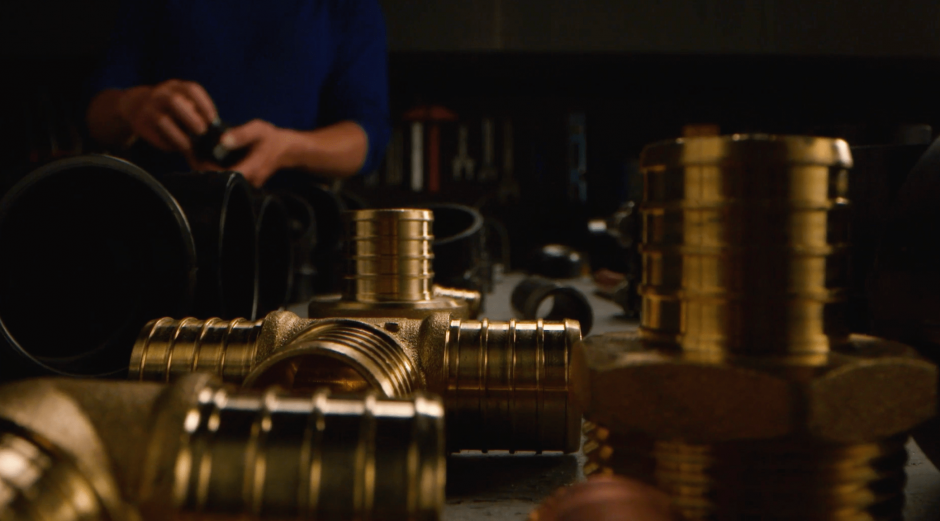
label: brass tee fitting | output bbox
[572,135,937,520]
[131,312,580,453]
[130,208,582,453]
[0,374,445,521]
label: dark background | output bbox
[3,0,940,264]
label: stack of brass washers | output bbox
[130,208,583,454]
[572,135,937,519]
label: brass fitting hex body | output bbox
[572,135,937,520]
[0,374,445,521]
[131,207,583,453]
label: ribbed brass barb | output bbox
[0,374,445,521]
[572,135,937,520]
[131,313,582,453]
[344,208,434,302]
[309,209,475,320]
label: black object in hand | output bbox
[192,120,251,168]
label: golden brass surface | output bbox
[0,374,445,521]
[131,312,582,453]
[639,134,853,359]
[571,135,937,519]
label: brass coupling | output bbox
[131,312,581,453]
[572,135,937,520]
[0,374,445,521]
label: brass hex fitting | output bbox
[572,135,937,520]
[0,374,445,521]
[131,207,583,453]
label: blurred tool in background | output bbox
[453,123,475,181]
[404,105,459,193]
[568,112,587,203]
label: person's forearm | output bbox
[86,89,136,148]
[278,121,369,178]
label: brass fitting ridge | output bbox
[131,207,583,453]
[0,374,445,521]
[572,135,937,520]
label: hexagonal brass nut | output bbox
[571,332,937,444]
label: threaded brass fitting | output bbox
[572,135,937,519]
[0,374,445,521]
[132,313,581,453]
[131,207,583,453]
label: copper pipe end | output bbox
[530,475,674,521]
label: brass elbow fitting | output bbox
[0,374,445,521]
[572,135,937,520]
[131,208,582,453]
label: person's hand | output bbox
[118,79,217,157]
[220,119,293,188]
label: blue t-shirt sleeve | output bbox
[320,0,391,175]
[87,0,161,96]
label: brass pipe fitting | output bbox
[307,208,474,320]
[0,374,445,521]
[344,208,434,302]
[572,135,937,519]
[131,207,583,453]
[131,313,581,453]
[431,285,482,319]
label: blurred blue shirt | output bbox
[89,0,390,177]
